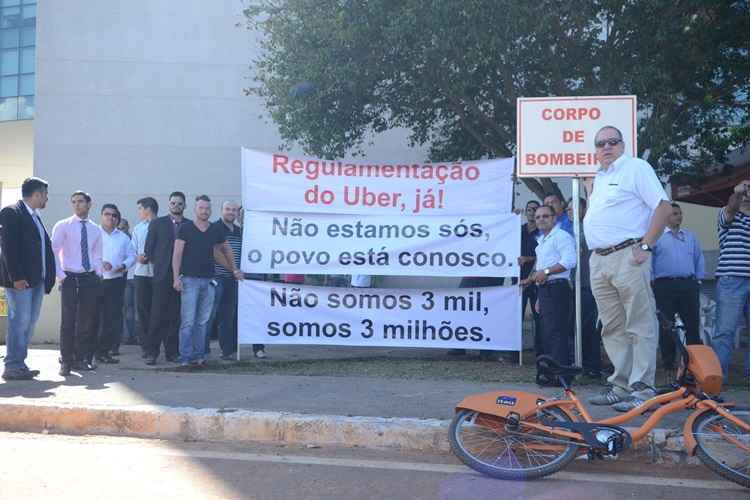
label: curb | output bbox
[0,400,697,465]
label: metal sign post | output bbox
[572,178,582,368]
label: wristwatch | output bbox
[543,268,551,276]
[639,243,652,252]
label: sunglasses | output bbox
[595,138,622,148]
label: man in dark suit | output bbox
[0,177,56,380]
[143,191,190,364]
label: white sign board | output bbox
[240,211,520,277]
[242,148,515,215]
[516,95,637,177]
[238,281,521,351]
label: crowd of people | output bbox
[516,126,749,412]
[0,185,263,378]
[1,125,749,416]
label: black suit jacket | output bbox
[0,200,56,293]
[144,215,191,283]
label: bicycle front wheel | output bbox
[693,407,750,488]
[449,407,578,481]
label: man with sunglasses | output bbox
[95,204,135,364]
[143,191,191,365]
[521,204,576,385]
[584,126,672,412]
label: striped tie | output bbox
[80,220,91,271]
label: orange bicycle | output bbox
[449,320,750,488]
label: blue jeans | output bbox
[4,284,44,372]
[178,277,215,363]
[711,276,750,378]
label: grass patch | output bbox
[159,353,750,388]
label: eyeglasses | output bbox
[102,212,118,217]
[595,138,622,148]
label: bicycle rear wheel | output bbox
[449,406,578,480]
[693,407,750,488]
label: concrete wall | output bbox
[0,120,34,192]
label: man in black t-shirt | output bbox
[172,195,242,366]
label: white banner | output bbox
[241,148,515,215]
[516,95,637,177]
[238,281,521,351]
[240,212,521,277]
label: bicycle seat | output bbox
[536,355,583,378]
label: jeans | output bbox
[711,276,750,378]
[179,277,215,363]
[4,284,44,372]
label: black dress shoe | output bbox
[165,354,179,363]
[59,363,71,376]
[2,370,35,380]
[96,354,120,364]
[145,356,157,366]
[23,369,41,377]
[110,349,120,356]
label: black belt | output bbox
[539,279,569,288]
[594,238,641,256]
[64,271,96,277]
[655,276,695,281]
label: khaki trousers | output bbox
[590,248,658,399]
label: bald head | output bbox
[222,200,239,224]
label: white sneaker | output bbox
[254,350,267,359]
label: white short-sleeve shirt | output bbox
[583,155,669,250]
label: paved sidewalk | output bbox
[1,344,747,426]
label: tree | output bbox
[244,0,750,200]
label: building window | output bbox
[0,0,35,122]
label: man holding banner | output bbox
[584,126,672,412]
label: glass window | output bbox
[0,27,17,48]
[0,48,18,75]
[18,71,30,93]
[21,3,32,26]
[0,74,15,96]
[1,1,21,7]
[19,45,31,72]
[0,6,20,29]
[22,0,34,5]
[19,25,31,45]
[17,93,31,118]
[0,95,17,120]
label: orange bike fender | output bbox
[455,390,549,419]
[683,403,736,456]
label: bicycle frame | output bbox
[523,387,750,451]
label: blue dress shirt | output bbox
[652,227,705,280]
[556,212,574,236]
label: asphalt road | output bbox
[0,432,746,500]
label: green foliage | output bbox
[245,0,750,195]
